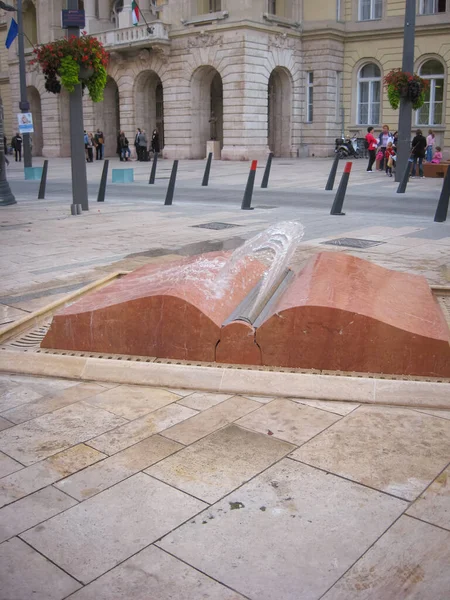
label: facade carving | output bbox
[3,0,450,159]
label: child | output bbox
[385,141,395,177]
[431,146,443,164]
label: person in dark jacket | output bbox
[12,132,22,162]
[410,129,427,178]
[151,128,160,154]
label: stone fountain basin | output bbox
[41,251,450,378]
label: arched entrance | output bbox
[135,70,164,149]
[191,66,223,158]
[93,77,119,156]
[268,67,292,157]
[27,86,42,156]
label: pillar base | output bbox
[221,145,269,161]
[206,140,221,160]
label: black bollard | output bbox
[330,162,352,216]
[97,159,109,202]
[202,152,213,186]
[241,160,257,210]
[164,160,178,206]
[261,152,273,189]
[325,153,340,191]
[149,152,158,184]
[397,157,412,194]
[37,160,48,199]
[434,165,450,222]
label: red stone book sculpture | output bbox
[42,251,450,378]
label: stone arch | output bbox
[267,67,292,157]
[23,0,38,46]
[191,66,223,159]
[26,85,43,156]
[134,69,164,150]
[93,77,120,156]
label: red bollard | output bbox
[330,162,352,216]
[241,160,257,210]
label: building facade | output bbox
[5,0,450,159]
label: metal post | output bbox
[330,162,352,215]
[17,0,32,168]
[164,160,178,205]
[0,96,16,206]
[97,159,109,202]
[241,160,257,210]
[434,166,450,223]
[202,152,212,186]
[325,153,340,191]
[67,0,89,211]
[38,159,48,199]
[149,152,158,184]
[395,0,416,183]
[261,152,273,189]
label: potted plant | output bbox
[31,33,109,102]
[383,69,429,110]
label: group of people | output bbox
[116,128,160,162]
[365,125,443,178]
[84,130,105,163]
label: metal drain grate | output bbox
[8,324,50,348]
[192,222,240,230]
[322,238,385,249]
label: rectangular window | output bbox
[417,79,444,125]
[94,0,99,19]
[419,0,446,14]
[359,0,382,20]
[268,0,290,17]
[197,0,221,14]
[358,80,380,125]
[268,0,277,13]
[337,0,342,20]
[306,72,314,123]
[209,0,221,11]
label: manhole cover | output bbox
[322,238,385,249]
[192,222,240,230]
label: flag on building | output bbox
[132,0,139,25]
[5,18,18,49]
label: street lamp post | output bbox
[395,0,416,182]
[0,95,17,206]
[16,0,32,168]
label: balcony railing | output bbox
[96,22,169,49]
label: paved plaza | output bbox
[0,156,450,599]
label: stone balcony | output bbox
[95,22,170,52]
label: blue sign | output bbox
[61,10,85,29]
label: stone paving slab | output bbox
[22,472,207,584]
[0,443,105,508]
[236,398,341,446]
[406,467,450,531]
[0,451,23,478]
[68,545,246,600]
[0,384,43,413]
[56,434,183,501]
[177,391,235,411]
[0,537,81,600]
[84,384,180,420]
[0,485,78,543]
[321,516,450,600]
[291,398,360,416]
[147,425,294,503]
[159,459,407,600]
[0,416,13,431]
[86,403,197,455]
[0,401,127,465]
[290,406,450,501]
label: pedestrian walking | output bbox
[377,124,393,171]
[118,131,131,161]
[3,136,9,166]
[385,141,395,177]
[426,129,435,162]
[12,132,22,162]
[134,128,141,161]
[95,129,104,160]
[137,129,148,161]
[410,129,427,178]
[84,131,94,163]
[365,126,378,172]
[151,128,160,155]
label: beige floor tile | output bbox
[0,486,77,543]
[69,545,245,600]
[412,408,450,421]
[241,395,275,404]
[23,473,207,584]
[56,435,182,500]
[0,384,43,413]
[292,398,360,416]
[159,459,406,600]
[87,404,197,455]
[0,416,13,431]
[291,406,450,501]
[3,383,107,424]
[0,444,105,508]
[236,399,340,446]
[177,392,234,411]
[147,425,294,503]
[322,516,450,600]
[85,385,180,420]
[164,388,193,397]
[0,451,23,478]
[162,396,260,445]
[407,467,450,530]
[0,537,81,600]
[0,303,28,325]
[0,402,126,465]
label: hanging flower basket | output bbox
[383,69,430,111]
[30,33,109,103]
